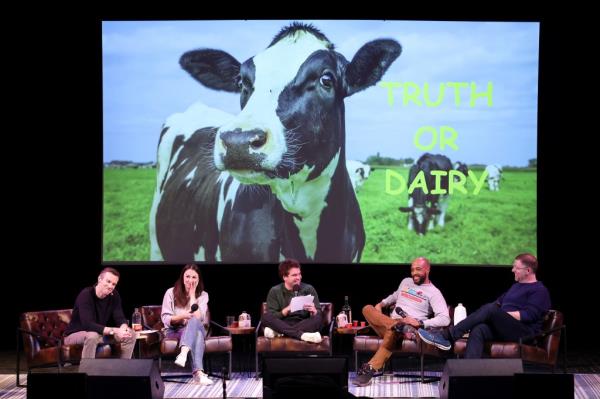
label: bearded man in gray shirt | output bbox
[353,257,450,386]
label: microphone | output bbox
[293,284,300,297]
[190,304,199,313]
[395,306,407,318]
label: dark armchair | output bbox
[140,305,232,377]
[453,309,567,371]
[255,302,334,378]
[17,309,115,387]
[353,305,453,382]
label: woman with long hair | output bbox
[161,264,212,385]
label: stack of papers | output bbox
[290,295,315,312]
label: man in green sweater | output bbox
[261,259,323,343]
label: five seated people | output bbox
[59,253,550,387]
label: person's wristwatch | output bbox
[418,320,424,329]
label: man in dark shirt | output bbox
[64,267,136,358]
[261,258,323,343]
[418,253,551,358]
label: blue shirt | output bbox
[497,281,551,333]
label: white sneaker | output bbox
[193,370,214,385]
[174,351,188,368]
[300,331,322,343]
[264,327,283,338]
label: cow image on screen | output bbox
[453,161,468,183]
[149,23,402,262]
[485,164,503,191]
[346,160,371,193]
[399,153,453,235]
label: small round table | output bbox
[336,325,370,335]
[135,330,161,359]
[225,326,256,375]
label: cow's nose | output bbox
[219,129,268,170]
[220,129,267,151]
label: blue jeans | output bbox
[166,317,206,372]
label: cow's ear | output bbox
[180,49,241,93]
[345,39,401,97]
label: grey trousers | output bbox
[64,329,137,359]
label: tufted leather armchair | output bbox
[452,309,566,371]
[17,309,115,387]
[140,305,232,377]
[353,305,453,382]
[255,302,334,378]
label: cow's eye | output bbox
[319,72,334,89]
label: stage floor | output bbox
[1,371,599,399]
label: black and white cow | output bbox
[149,23,401,262]
[485,164,503,191]
[346,160,371,193]
[453,161,468,182]
[399,153,453,235]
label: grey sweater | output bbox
[381,277,450,329]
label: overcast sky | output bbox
[102,20,539,166]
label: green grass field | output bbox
[103,167,536,264]
[103,168,156,262]
[357,167,536,265]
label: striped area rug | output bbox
[1,372,598,398]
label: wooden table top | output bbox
[336,325,370,334]
[225,326,256,334]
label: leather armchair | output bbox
[140,305,232,377]
[453,309,566,371]
[255,302,334,378]
[17,309,115,387]
[353,305,453,382]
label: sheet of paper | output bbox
[290,295,314,312]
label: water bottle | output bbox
[454,303,467,326]
[342,296,352,324]
[132,307,142,331]
[239,311,251,328]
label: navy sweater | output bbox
[497,281,551,333]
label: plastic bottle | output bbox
[132,307,142,331]
[239,311,251,328]
[454,303,467,326]
[342,296,352,323]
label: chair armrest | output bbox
[17,327,63,345]
[209,320,232,336]
[327,320,334,343]
[255,320,262,338]
[518,324,566,345]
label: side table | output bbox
[135,329,161,359]
[225,326,255,376]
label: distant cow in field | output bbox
[485,164,503,191]
[399,153,453,235]
[149,23,401,262]
[346,160,371,193]
[453,161,469,182]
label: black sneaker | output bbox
[353,363,379,386]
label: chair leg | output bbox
[228,351,232,379]
[16,329,24,387]
[562,326,568,373]
[354,351,358,373]
[255,352,259,379]
[420,351,425,383]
